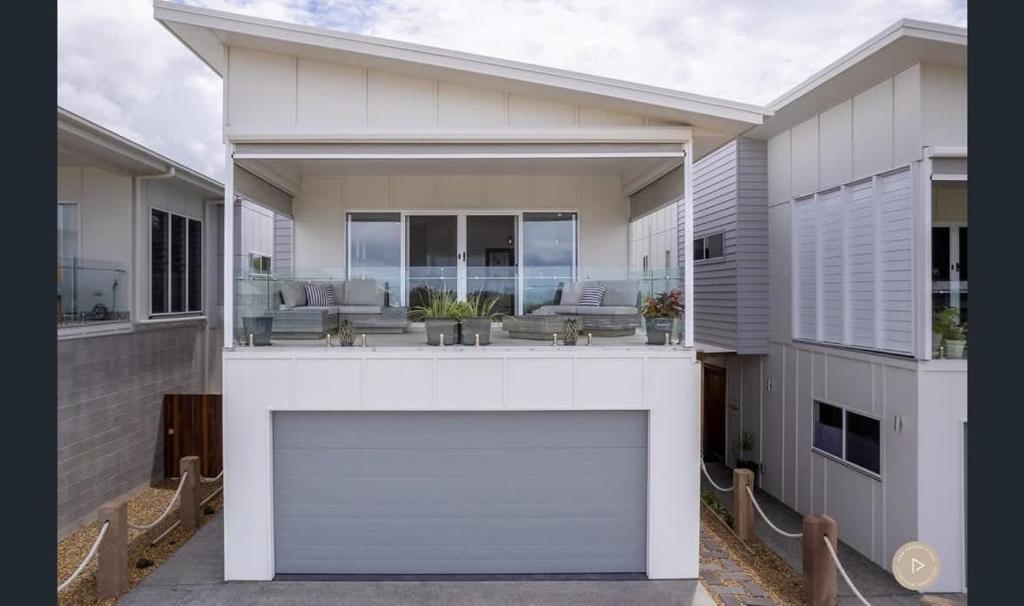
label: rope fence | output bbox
[57,521,110,593]
[823,534,872,606]
[200,470,223,484]
[745,485,803,538]
[699,459,734,492]
[127,471,189,532]
[57,456,223,599]
[705,462,872,606]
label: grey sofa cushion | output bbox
[328,281,347,303]
[343,279,383,306]
[559,282,581,305]
[337,305,382,314]
[280,282,307,308]
[534,305,578,315]
[575,305,639,316]
[599,280,640,307]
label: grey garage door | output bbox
[272,410,648,575]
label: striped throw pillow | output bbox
[576,284,606,306]
[303,282,335,307]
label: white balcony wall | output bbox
[225,48,673,134]
[291,174,629,272]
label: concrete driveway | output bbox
[120,514,717,606]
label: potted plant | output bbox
[932,307,957,355]
[735,431,759,481]
[458,291,501,345]
[641,288,683,345]
[943,320,967,359]
[411,289,459,346]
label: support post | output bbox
[732,468,755,541]
[96,500,128,599]
[180,456,201,531]
[802,514,838,606]
[223,144,235,350]
[682,141,694,347]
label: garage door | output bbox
[272,411,648,575]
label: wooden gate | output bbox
[163,394,222,479]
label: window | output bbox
[813,401,881,476]
[692,233,723,261]
[249,253,272,275]
[931,180,967,358]
[793,168,914,355]
[151,209,202,316]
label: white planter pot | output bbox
[945,339,966,359]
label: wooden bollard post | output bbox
[96,500,128,598]
[180,456,201,531]
[802,514,838,606]
[732,468,755,541]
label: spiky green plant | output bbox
[410,288,459,320]
[464,291,501,318]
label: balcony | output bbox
[232,259,687,350]
[57,257,128,327]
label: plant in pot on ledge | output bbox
[458,291,501,345]
[735,431,759,482]
[641,288,683,345]
[933,307,967,358]
[411,289,459,346]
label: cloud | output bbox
[59,0,966,181]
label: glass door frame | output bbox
[346,209,579,314]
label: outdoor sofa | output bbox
[271,278,408,338]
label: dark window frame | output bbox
[693,232,725,262]
[151,208,203,317]
[811,400,882,478]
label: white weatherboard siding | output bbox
[222,347,701,580]
[292,174,629,272]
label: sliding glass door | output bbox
[348,211,576,315]
[466,215,517,316]
[407,215,459,310]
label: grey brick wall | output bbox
[57,321,207,538]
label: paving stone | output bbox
[742,598,774,605]
[713,584,746,595]
[742,581,767,597]
[720,596,744,606]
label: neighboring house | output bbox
[688,21,968,593]
[155,0,772,581]
[57,107,289,538]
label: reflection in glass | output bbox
[349,213,401,305]
[522,212,576,313]
[407,215,458,309]
[466,215,516,316]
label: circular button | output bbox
[891,541,941,590]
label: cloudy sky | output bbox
[58,0,966,181]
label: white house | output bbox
[57,107,286,537]
[689,20,968,593]
[155,0,774,581]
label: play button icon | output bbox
[892,542,941,590]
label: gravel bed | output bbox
[57,479,223,605]
[700,507,804,605]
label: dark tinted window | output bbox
[846,412,881,474]
[171,215,187,313]
[151,210,168,314]
[188,219,202,312]
[813,402,844,458]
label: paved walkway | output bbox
[701,460,968,606]
[121,514,718,606]
[700,525,775,605]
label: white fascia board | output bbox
[225,126,692,145]
[153,1,767,127]
[767,19,967,110]
[59,107,223,194]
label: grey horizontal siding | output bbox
[679,138,769,353]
